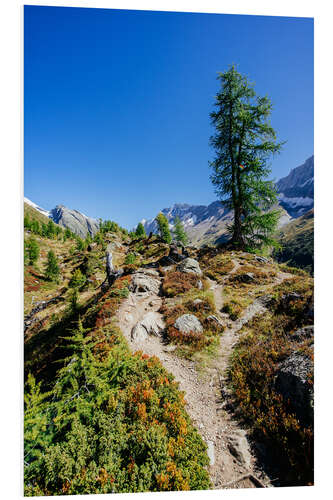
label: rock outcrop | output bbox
[174,314,203,334]
[177,258,202,276]
[129,269,161,295]
[131,312,165,342]
[275,351,314,424]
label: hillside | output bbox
[276,156,314,217]
[139,156,313,247]
[274,209,314,274]
[24,201,55,226]
[24,207,314,494]
[24,197,100,237]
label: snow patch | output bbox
[24,197,50,218]
[278,194,313,208]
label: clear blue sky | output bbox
[24,6,313,228]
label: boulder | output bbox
[174,314,203,334]
[233,272,255,283]
[129,271,161,295]
[227,430,252,468]
[254,256,269,263]
[177,258,202,276]
[291,325,314,342]
[131,312,165,342]
[275,351,314,425]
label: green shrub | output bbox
[25,237,40,266]
[45,250,60,282]
[124,253,137,265]
[24,319,211,495]
[69,269,87,290]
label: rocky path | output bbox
[116,262,291,489]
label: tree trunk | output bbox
[232,204,245,247]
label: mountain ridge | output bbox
[139,156,313,246]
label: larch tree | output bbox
[173,216,188,245]
[156,213,172,244]
[209,65,284,249]
[135,222,146,238]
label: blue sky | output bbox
[24,6,313,228]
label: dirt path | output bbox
[116,262,292,489]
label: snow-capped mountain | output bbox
[24,197,99,238]
[24,197,51,218]
[276,155,314,218]
[140,156,314,246]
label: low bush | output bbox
[162,271,199,297]
[24,325,211,495]
[229,276,314,486]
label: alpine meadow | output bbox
[24,6,314,495]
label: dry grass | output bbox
[228,273,314,486]
[162,271,200,297]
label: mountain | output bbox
[24,197,99,238]
[50,205,99,238]
[274,208,314,274]
[276,155,314,218]
[140,156,313,246]
[24,197,51,219]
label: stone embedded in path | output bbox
[177,258,202,276]
[174,314,203,334]
[129,270,161,295]
[206,440,215,466]
[226,431,252,468]
[131,311,166,342]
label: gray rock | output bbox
[254,256,269,263]
[275,351,313,424]
[227,431,252,468]
[234,272,255,283]
[206,440,215,466]
[131,312,165,342]
[129,272,161,295]
[174,314,203,334]
[291,325,314,342]
[177,258,202,276]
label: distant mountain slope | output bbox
[24,197,51,219]
[140,155,313,247]
[274,209,314,274]
[276,155,314,218]
[24,200,56,226]
[24,197,99,238]
[141,202,290,247]
[50,205,99,238]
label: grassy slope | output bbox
[274,209,314,274]
[24,219,314,491]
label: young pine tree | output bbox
[135,222,146,239]
[173,216,188,245]
[25,237,40,265]
[45,250,60,282]
[156,213,172,244]
[69,268,86,290]
[209,65,283,249]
